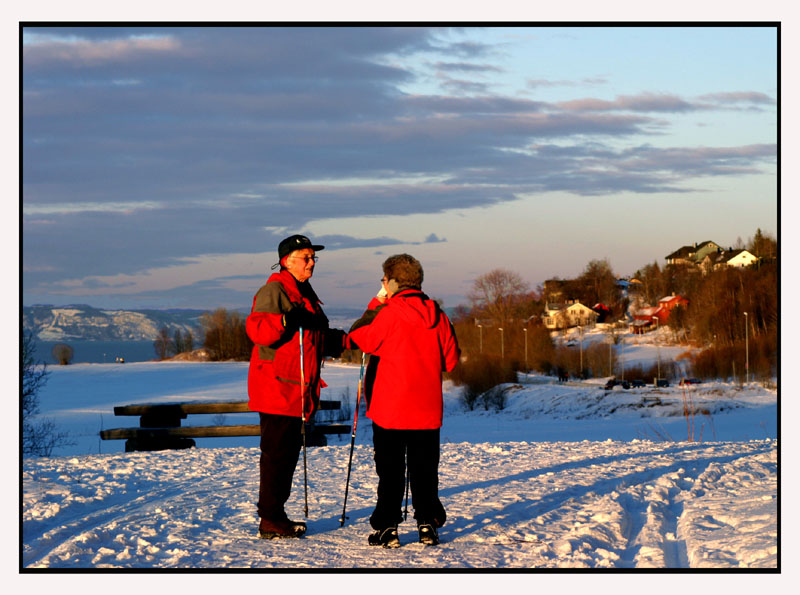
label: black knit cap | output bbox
[278,234,325,260]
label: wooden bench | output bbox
[100,399,349,452]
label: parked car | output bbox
[680,378,702,386]
[656,379,669,388]
[631,379,646,388]
[604,379,631,390]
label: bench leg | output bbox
[308,426,328,447]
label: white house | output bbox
[543,301,599,330]
[700,249,759,271]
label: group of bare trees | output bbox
[153,327,196,360]
[199,308,252,361]
[152,309,252,361]
[453,261,627,378]
[450,269,556,407]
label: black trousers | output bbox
[370,422,446,530]
[257,412,302,521]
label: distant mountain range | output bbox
[22,304,208,342]
[22,304,366,343]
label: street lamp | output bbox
[499,328,504,360]
[523,327,528,372]
[652,316,661,382]
[744,312,749,384]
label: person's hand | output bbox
[344,333,360,351]
[283,307,316,329]
[376,285,388,303]
[325,329,346,357]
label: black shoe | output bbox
[289,520,307,537]
[258,518,306,539]
[418,523,439,546]
[368,525,400,548]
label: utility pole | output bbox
[652,316,661,382]
[478,324,483,354]
[523,327,528,372]
[499,327,504,360]
[744,311,749,384]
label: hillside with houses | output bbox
[540,233,775,336]
[452,229,777,386]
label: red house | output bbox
[631,294,689,332]
[656,294,689,324]
[592,303,611,323]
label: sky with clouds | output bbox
[21,25,778,311]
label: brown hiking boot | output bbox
[258,517,307,539]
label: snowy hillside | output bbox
[23,304,206,342]
[21,359,778,570]
[22,304,365,343]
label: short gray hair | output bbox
[382,254,423,290]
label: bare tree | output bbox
[577,258,618,307]
[153,326,173,360]
[636,261,666,306]
[467,269,530,327]
[23,331,48,418]
[748,228,777,260]
[22,331,73,457]
[51,343,74,365]
[184,329,195,352]
[173,329,185,354]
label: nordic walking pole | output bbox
[403,455,410,521]
[340,351,367,526]
[299,327,309,518]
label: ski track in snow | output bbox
[22,440,777,569]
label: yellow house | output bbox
[543,301,599,330]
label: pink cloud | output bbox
[24,36,181,66]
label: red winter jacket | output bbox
[348,290,461,430]
[246,270,341,418]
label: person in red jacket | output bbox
[247,234,345,539]
[348,254,460,548]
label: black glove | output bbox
[324,329,346,358]
[283,307,318,330]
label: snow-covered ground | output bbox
[20,346,779,572]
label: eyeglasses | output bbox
[289,255,318,264]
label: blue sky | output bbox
[21,24,778,311]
